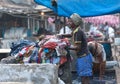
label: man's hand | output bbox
[69,45,77,50]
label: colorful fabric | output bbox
[42,42,58,49]
[10,40,35,56]
[76,53,93,76]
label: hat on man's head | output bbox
[70,13,83,26]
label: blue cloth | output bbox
[10,40,36,56]
[43,48,49,53]
[35,0,120,17]
[45,57,60,64]
[76,53,93,76]
[45,50,60,64]
[34,0,57,13]
[52,57,60,64]
[29,47,39,63]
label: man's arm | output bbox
[57,34,72,38]
[69,43,81,52]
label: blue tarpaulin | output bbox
[34,0,120,17]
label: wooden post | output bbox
[27,14,31,37]
[63,17,66,34]
[27,14,30,29]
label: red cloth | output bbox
[42,42,58,49]
[60,56,67,65]
[38,42,58,63]
[61,38,69,44]
[87,38,94,42]
[18,46,30,57]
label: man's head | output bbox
[105,22,108,26]
[70,13,83,27]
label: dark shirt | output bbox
[73,28,89,56]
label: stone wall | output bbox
[0,64,64,84]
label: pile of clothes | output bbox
[9,35,70,65]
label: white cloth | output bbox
[89,25,98,34]
[59,26,72,34]
[89,25,103,36]
[103,25,109,37]
[108,27,115,38]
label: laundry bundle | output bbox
[9,35,71,65]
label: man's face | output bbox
[67,19,76,29]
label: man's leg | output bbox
[81,76,90,84]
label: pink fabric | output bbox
[42,42,58,49]
[84,15,119,27]
[48,17,55,24]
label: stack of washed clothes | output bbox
[9,35,70,65]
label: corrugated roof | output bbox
[0,0,52,14]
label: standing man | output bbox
[103,22,109,40]
[69,13,93,84]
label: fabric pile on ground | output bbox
[6,35,70,65]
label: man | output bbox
[108,26,115,42]
[103,22,109,40]
[59,21,72,35]
[103,22,115,42]
[69,13,93,84]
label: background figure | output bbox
[103,22,109,40]
[108,26,115,42]
[59,21,72,35]
[103,22,115,42]
[89,23,104,39]
[47,20,56,34]
[89,23,98,35]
